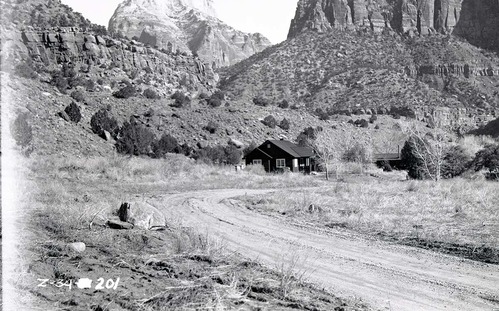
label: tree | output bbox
[90,109,119,139]
[262,115,277,128]
[470,144,499,180]
[400,122,449,181]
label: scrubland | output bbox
[9,154,366,311]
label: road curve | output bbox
[148,188,499,311]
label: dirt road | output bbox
[149,189,499,311]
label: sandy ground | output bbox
[149,188,499,311]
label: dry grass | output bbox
[15,153,368,310]
[242,176,499,262]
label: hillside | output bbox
[220,29,499,130]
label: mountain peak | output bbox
[109,0,271,67]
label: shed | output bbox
[245,140,315,173]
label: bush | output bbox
[342,143,372,164]
[441,145,471,179]
[194,145,242,165]
[171,91,191,108]
[70,90,85,102]
[64,102,82,123]
[297,127,318,145]
[354,119,369,128]
[470,144,499,180]
[208,91,225,107]
[279,118,290,130]
[204,121,219,134]
[113,85,137,99]
[369,115,378,123]
[90,109,119,139]
[115,120,156,156]
[315,108,329,121]
[51,73,68,93]
[152,134,181,158]
[278,100,289,109]
[11,113,33,156]
[143,88,160,99]
[262,115,277,128]
[253,96,270,107]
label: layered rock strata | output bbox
[2,26,218,92]
[288,0,499,52]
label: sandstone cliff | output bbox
[288,0,499,52]
[1,26,219,94]
[108,0,272,68]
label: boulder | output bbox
[228,138,244,149]
[103,130,112,141]
[67,242,86,253]
[117,202,168,230]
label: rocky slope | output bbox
[108,0,272,68]
[220,29,499,130]
[287,0,499,52]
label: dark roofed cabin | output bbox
[245,140,315,173]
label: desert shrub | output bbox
[208,91,225,107]
[113,85,137,99]
[297,127,318,145]
[342,143,372,164]
[115,119,156,156]
[51,73,68,93]
[441,145,471,179]
[374,124,380,129]
[204,121,219,134]
[171,91,191,108]
[198,92,209,100]
[470,144,499,180]
[369,115,378,123]
[152,134,181,158]
[354,119,369,128]
[278,100,289,109]
[70,90,85,102]
[315,108,329,121]
[64,102,82,123]
[279,118,290,130]
[90,109,119,139]
[143,88,160,99]
[194,145,242,165]
[11,113,34,156]
[253,96,270,107]
[262,115,277,128]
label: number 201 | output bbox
[95,277,120,290]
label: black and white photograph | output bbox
[1,0,498,310]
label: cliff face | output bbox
[2,26,219,93]
[288,0,499,52]
[108,0,272,68]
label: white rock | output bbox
[68,242,86,253]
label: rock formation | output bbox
[2,26,219,93]
[108,0,272,67]
[288,0,499,52]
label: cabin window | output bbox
[253,159,262,165]
[267,144,271,149]
[276,159,286,168]
[306,158,310,166]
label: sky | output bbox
[60,0,298,43]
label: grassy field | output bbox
[235,174,499,263]
[7,154,370,311]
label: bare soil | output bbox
[148,188,499,311]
